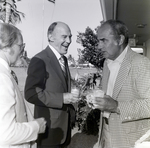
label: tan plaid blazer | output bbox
[99,46,150,148]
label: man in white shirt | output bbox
[0,23,46,148]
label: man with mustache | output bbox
[25,22,80,148]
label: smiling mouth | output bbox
[63,45,69,49]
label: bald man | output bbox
[25,22,80,148]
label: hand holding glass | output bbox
[86,89,104,109]
[71,87,80,98]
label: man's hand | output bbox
[35,118,47,134]
[63,92,80,104]
[87,94,119,113]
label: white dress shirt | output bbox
[106,45,128,97]
[103,45,128,118]
[49,44,61,60]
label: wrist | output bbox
[63,93,72,104]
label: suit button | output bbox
[128,116,131,120]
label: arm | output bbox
[25,57,80,108]
[0,74,40,145]
[119,57,150,122]
[25,57,64,108]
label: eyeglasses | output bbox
[15,43,25,49]
[15,43,25,55]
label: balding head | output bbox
[47,22,72,55]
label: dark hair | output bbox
[47,22,57,42]
[102,20,129,46]
[0,23,21,49]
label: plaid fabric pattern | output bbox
[98,47,150,148]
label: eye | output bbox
[69,35,72,40]
[62,35,67,39]
[100,38,106,42]
[98,38,107,44]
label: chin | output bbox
[63,50,68,55]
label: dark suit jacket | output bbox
[25,46,75,146]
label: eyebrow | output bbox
[62,35,72,37]
[98,38,106,41]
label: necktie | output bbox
[59,56,67,78]
[11,70,18,84]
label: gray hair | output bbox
[47,22,57,42]
[0,23,21,49]
[102,20,129,46]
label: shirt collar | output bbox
[0,57,11,73]
[49,44,61,60]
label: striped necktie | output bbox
[59,55,67,77]
[11,70,18,84]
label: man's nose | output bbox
[98,42,103,49]
[66,36,71,43]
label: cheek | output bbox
[114,40,119,46]
[9,49,15,55]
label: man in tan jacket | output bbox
[91,20,150,148]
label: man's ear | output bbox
[48,34,54,42]
[118,35,125,45]
[2,46,9,52]
[5,47,14,55]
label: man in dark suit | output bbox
[25,22,80,148]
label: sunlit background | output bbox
[16,0,103,60]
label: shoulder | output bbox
[0,64,11,79]
[125,48,150,66]
[28,56,46,74]
[30,47,50,65]
[131,52,150,67]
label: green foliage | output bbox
[0,0,25,25]
[71,72,102,135]
[77,26,105,69]
[68,54,74,62]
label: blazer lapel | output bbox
[112,47,136,100]
[102,61,110,94]
[45,47,68,91]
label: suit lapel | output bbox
[112,47,136,100]
[102,61,110,94]
[45,47,68,91]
